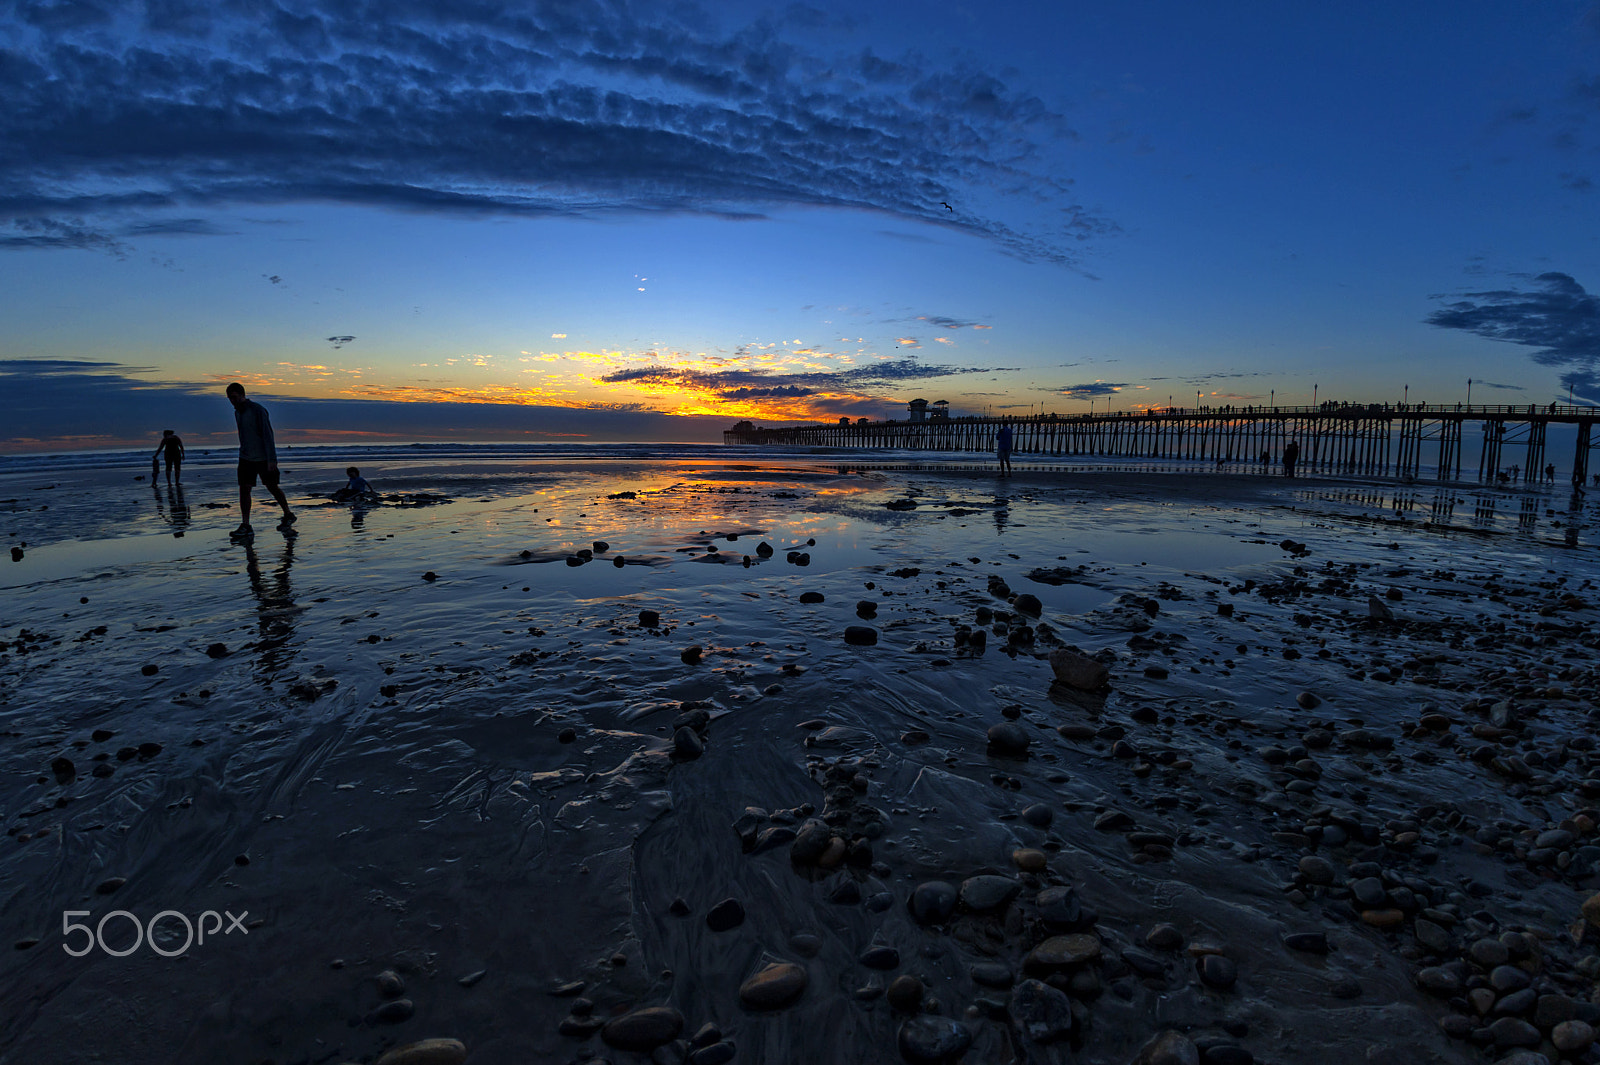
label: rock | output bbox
[887,974,924,1012]
[987,722,1030,756]
[1009,979,1073,1043]
[592,541,609,553]
[790,818,833,864]
[1036,886,1083,929]
[205,643,229,658]
[1470,938,1511,967]
[140,664,159,676]
[689,1043,736,1065]
[909,881,959,924]
[1349,877,1387,908]
[1049,648,1109,690]
[1145,924,1184,951]
[376,969,406,997]
[375,1039,468,1065]
[844,626,879,646]
[1296,691,1321,709]
[602,1007,685,1051]
[680,645,703,664]
[1367,595,1393,620]
[1582,892,1600,928]
[1022,803,1053,827]
[1013,593,1043,617]
[421,571,438,582]
[1415,967,1461,995]
[1094,809,1135,831]
[740,962,808,1010]
[50,757,74,785]
[674,727,704,759]
[1012,848,1047,872]
[1024,934,1101,973]
[1198,954,1237,990]
[856,600,879,618]
[799,591,825,604]
[639,609,660,627]
[368,999,415,1024]
[1553,1020,1596,1052]
[1413,918,1451,954]
[706,898,745,932]
[1487,1017,1541,1048]
[960,875,1022,912]
[1134,1030,1201,1065]
[1298,856,1337,885]
[861,945,900,969]
[897,1016,973,1063]
[970,963,1014,988]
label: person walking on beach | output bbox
[1282,439,1300,478]
[151,429,185,482]
[996,422,1013,477]
[226,382,295,536]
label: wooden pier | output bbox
[724,403,1598,485]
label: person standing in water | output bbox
[226,382,295,536]
[996,422,1013,477]
[1282,439,1300,478]
[151,429,185,482]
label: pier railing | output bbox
[723,403,1598,485]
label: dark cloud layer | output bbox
[1426,272,1600,401]
[0,1,1104,264]
[1040,381,1127,397]
[0,358,726,447]
[600,357,1007,399]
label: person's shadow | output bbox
[243,536,300,684]
[166,483,190,538]
[992,493,1010,535]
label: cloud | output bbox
[1475,380,1526,391]
[0,1,1107,266]
[1426,272,1600,396]
[1040,381,1128,397]
[600,357,1004,396]
[915,315,985,329]
[326,335,356,348]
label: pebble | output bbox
[887,974,924,1011]
[1036,886,1083,929]
[860,945,900,969]
[1049,648,1109,690]
[844,625,879,646]
[739,962,808,1010]
[1296,691,1321,709]
[601,1006,685,1051]
[908,881,958,924]
[969,963,1014,988]
[706,898,744,932]
[374,1039,468,1065]
[1297,856,1337,885]
[376,969,406,997]
[680,645,703,664]
[1198,953,1237,990]
[368,999,415,1024]
[896,1016,973,1063]
[986,722,1030,756]
[1349,878,1387,908]
[673,727,704,759]
[1009,978,1073,1044]
[1021,803,1053,827]
[1487,1017,1541,1048]
[1134,1030,1201,1065]
[1012,848,1047,872]
[790,818,833,864]
[1554,1020,1596,1052]
[1413,918,1451,954]
[1024,933,1102,973]
[1146,924,1184,951]
[799,591,825,604]
[639,609,660,627]
[959,875,1021,912]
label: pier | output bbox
[724,403,1598,486]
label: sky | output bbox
[3,0,1600,452]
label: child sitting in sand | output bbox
[331,466,379,503]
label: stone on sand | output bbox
[897,1016,972,1063]
[739,963,807,1010]
[375,1039,468,1065]
[1133,1031,1200,1065]
[601,1006,685,1051]
[1049,648,1109,690]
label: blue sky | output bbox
[2,0,1599,450]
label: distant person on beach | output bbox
[332,466,377,502]
[1282,439,1300,478]
[226,382,295,536]
[1546,463,1556,482]
[151,429,184,482]
[1260,449,1271,466]
[996,423,1013,477]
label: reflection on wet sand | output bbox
[152,481,191,538]
[241,534,299,684]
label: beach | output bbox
[2,447,1599,1065]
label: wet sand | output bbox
[2,453,1599,1065]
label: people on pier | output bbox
[1282,439,1300,478]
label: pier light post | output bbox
[1404,384,1408,406]
[1196,390,1201,410]
[1313,383,1318,408]
[1467,378,1472,407]
[1270,389,1274,410]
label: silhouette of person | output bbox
[1282,439,1300,478]
[1545,463,1556,483]
[152,429,185,482]
[225,382,295,536]
[996,423,1013,477]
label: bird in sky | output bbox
[940,202,953,212]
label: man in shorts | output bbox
[226,382,295,536]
